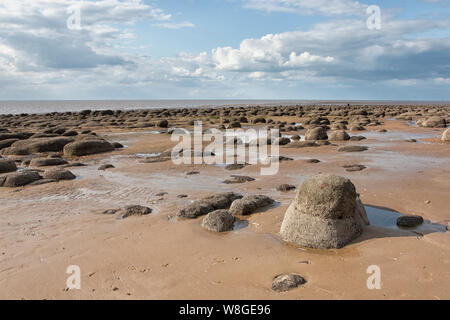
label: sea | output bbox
[0,100,449,115]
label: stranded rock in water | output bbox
[280,174,369,249]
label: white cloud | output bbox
[242,0,368,16]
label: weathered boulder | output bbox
[3,137,74,155]
[229,195,275,215]
[442,128,450,141]
[419,116,446,128]
[120,205,152,219]
[177,192,243,219]
[328,130,350,141]
[0,159,17,173]
[42,169,76,181]
[63,139,114,156]
[0,171,41,187]
[201,210,235,232]
[280,174,368,249]
[305,127,328,141]
[30,157,68,167]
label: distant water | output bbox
[0,100,449,115]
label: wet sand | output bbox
[0,116,449,300]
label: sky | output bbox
[0,0,449,101]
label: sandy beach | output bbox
[0,104,449,300]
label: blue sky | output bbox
[0,0,449,100]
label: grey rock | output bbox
[177,192,243,219]
[280,174,367,249]
[121,205,152,219]
[201,210,235,232]
[229,195,275,215]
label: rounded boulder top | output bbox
[280,174,368,249]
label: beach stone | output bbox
[112,142,124,148]
[201,210,235,232]
[225,163,246,170]
[229,195,275,215]
[343,164,367,172]
[0,171,41,187]
[338,145,369,152]
[421,116,446,128]
[63,139,114,156]
[43,169,76,181]
[0,159,17,173]
[280,174,367,249]
[158,120,169,128]
[177,192,243,219]
[3,137,74,155]
[328,130,350,141]
[277,184,296,192]
[121,205,152,219]
[29,157,68,167]
[271,274,306,292]
[274,137,291,145]
[397,215,424,228]
[286,141,320,148]
[98,164,115,170]
[223,175,255,184]
[305,127,328,141]
[349,136,366,141]
[0,138,19,150]
[304,159,320,164]
[442,129,450,141]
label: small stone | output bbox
[397,215,424,228]
[201,210,235,232]
[271,274,306,292]
[277,184,296,192]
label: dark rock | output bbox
[397,215,424,228]
[223,175,255,184]
[229,195,275,215]
[29,158,68,167]
[343,164,367,172]
[0,159,17,173]
[277,184,296,192]
[338,146,369,152]
[63,139,114,156]
[42,169,76,181]
[272,274,306,292]
[0,171,41,187]
[3,137,74,155]
[98,164,115,170]
[177,192,243,219]
[121,205,152,219]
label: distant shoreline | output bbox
[1,99,450,115]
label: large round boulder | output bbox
[305,127,328,141]
[201,210,235,232]
[280,174,368,249]
[419,116,446,128]
[328,130,350,141]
